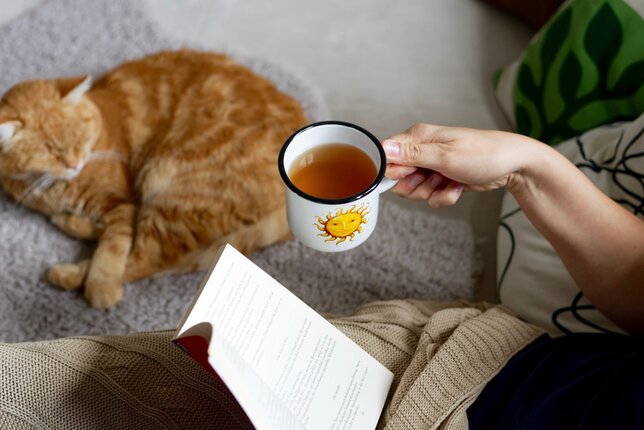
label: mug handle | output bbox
[378,177,398,193]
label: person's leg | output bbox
[0,300,541,429]
[467,333,644,429]
[0,330,254,429]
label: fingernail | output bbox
[428,174,443,190]
[382,140,400,158]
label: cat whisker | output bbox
[17,174,56,207]
[47,184,69,215]
[88,150,128,164]
[24,177,55,206]
[16,174,46,203]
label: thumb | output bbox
[382,130,440,170]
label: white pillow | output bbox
[497,113,644,336]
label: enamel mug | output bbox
[278,120,396,252]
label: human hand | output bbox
[383,123,540,207]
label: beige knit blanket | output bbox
[0,300,544,429]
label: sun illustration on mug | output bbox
[314,204,370,245]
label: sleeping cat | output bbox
[0,50,307,308]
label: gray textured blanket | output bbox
[0,0,480,343]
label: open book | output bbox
[173,244,394,430]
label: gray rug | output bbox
[0,0,481,343]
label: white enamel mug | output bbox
[278,121,396,252]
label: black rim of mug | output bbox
[278,120,387,205]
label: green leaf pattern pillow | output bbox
[495,0,644,144]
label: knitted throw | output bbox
[0,300,543,429]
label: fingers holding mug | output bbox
[390,170,463,206]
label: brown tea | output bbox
[288,143,378,199]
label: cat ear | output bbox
[0,117,21,148]
[59,75,92,104]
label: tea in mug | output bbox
[288,143,378,199]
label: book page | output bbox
[176,244,393,430]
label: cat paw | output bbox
[51,213,102,240]
[47,261,89,290]
[84,281,123,308]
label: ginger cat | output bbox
[0,50,307,308]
